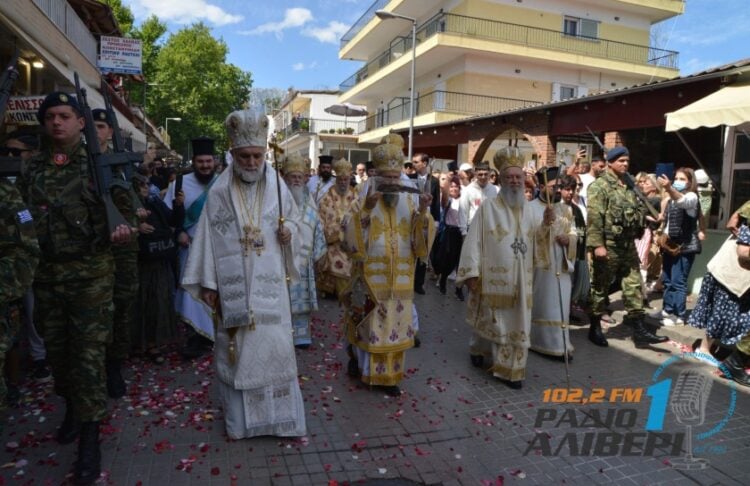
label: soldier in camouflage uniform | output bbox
[0,177,39,410]
[586,146,668,348]
[18,92,133,485]
[93,108,139,399]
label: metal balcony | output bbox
[357,90,543,133]
[33,0,98,67]
[340,0,390,50]
[340,12,679,92]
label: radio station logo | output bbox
[525,352,736,469]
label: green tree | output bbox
[150,23,252,156]
[128,16,168,106]
[100,0,134,36]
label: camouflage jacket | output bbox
[586,170,646,248]
[0,178,40,308]
[17,141,120,282]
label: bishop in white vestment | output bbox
[284,154,326,348]
[528,167,577,359]
[182,110,306,439]
[456,150,550,389]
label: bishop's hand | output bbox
[278,224,292,245]
[201,288,218,308]
[543,206,556,226]
[418,193,433,213]
[365,191,382,210]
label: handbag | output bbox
[656,232,682,256]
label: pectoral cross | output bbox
[240,225,264,257]
[511,237,527,256]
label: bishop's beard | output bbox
[290,185,305,206]
[500,186,525,209]
[233,162,264,183]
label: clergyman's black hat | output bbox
[191,137,215,157]
[318,155,334,165]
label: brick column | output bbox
[604,131,626,148]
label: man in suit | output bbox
[412,153,440,295]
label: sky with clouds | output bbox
[122,0,749,91]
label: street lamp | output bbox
[375,9,417,162]
[165,117,182,148]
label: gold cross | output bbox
[240,225,254,257]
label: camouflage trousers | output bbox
[34,275,114,421]
[590,241,644,319]
[0,303,22,410]
[107,250,138,361]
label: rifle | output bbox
[74,72,135,232]
[0,49,22,178]
[100,77,144,212]
[585,126,660,220]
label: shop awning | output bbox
[665,83,750,131]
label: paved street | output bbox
[1,282,749,485]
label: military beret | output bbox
[606,146,629,162]
[92,109,112,127]
[37,91,81,123]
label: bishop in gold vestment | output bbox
[456,150,550,389]
[317,159,358,300]
[343,134,434,396]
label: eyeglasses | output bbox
[0,147,31,157]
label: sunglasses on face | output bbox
[0,147,31,157]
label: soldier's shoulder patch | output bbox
[16,209,33,224]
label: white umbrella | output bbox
[324,103,368,132]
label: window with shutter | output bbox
[580,19,599,40]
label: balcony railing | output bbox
[358,90,543,133]
[340,0,390,49]
[278,118,362,139]
[33,0,98,67]
[340,12,679,92]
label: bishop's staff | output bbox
[541,163,571,390]
[268,136,293,306]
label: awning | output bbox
[665,83,750,131]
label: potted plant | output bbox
[299,119,309,131]
[336,128,343,134]
[345,127,354,135]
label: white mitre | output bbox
[225,110,269,149]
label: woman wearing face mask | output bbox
[653,168,704,326]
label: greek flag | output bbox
[16,209,33,224]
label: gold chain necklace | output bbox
[234,176,266,257]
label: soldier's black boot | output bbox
[57,400,81,444]
[631,317,669,348]
[588,315,608,347]
[722,350,750,387]
[105,360,126,399]
[74,421,101,485]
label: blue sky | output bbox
[123,0,750,90]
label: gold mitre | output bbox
[225,109,269,149]
[493,147,525,172]
[372,133,405,172]
[333,157,352,176]
[283,153,306,175]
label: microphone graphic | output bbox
[669,369,713,470]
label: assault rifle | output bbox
[0,49,22,178]
[585,126,660,220]
[75,72,138,232]
[100,77,144,212]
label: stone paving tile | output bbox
[2,289,750,485]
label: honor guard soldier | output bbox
[586,146,668,348]
[17,92,133,485]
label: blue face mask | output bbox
[673,181,687,192]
